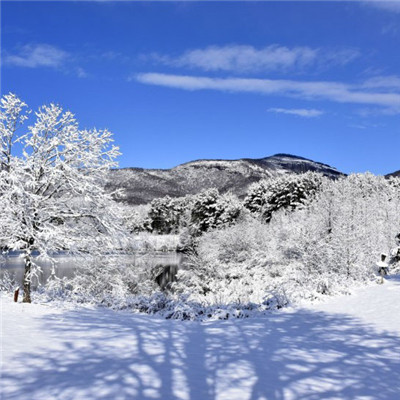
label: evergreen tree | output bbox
[244,172,324,222]
[190,189,242,234]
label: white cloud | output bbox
[3,43,90,78]
[170,45,317,72]
[267,108,324,118]
[365,1,400,13]
[135,73,400,113]
[149,44,359,73]
[3,44,69,68]
[76,67,89,78]
[362,75,400,91]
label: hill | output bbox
[107,153,344,205]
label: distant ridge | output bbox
[386,170,400,178]
[107,154,344,205]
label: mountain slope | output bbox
[107,153,344,205]
[386,170,400,178]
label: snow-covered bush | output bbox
[35,255,164,306]
[132,232,180,252]
[117,203,151,234]
[176,226,199,253]
[0,270,18,293]
[196,216,270,264]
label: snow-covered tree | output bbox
[190,189,242,234]
[0,94,123,302]
[147,194,196,234]
[0,94,29,172]
[148,196,183,234]
[244,172,324,222]
[116,203,151,234]
[175,173,400,308]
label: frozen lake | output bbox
[0,251,183,289]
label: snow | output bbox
[2,277,400,400]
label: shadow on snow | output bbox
[3,301,400,399]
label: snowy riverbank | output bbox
[2,277,400,400]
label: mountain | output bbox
[386,170,400,178]
[107,153,344,205]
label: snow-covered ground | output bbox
[2,277,400,400]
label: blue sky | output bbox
[1,1,400,174]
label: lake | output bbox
[0,251,184,289]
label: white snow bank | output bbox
[2,277,400,400]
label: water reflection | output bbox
[0,252,183,289]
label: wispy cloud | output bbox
[76,67,89,78]
[3,43,69,68]
[348,122,383,130]
[381,22,398,35]
[135,73,400,113]
[148,44,360,74]
[365,1,400,13]
[267,108,324,118]
[3,43,91,78]
[362,75,400,91]
[100,50,130,63]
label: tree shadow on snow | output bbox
[387,274,400,283]
[2,305,400,400]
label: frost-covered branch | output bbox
[0,93,125,303]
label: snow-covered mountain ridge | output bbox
[107,153,344,205]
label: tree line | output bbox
[124,171,324,238]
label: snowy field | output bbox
[1,277,400,400]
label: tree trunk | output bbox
[23,253,32,303]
